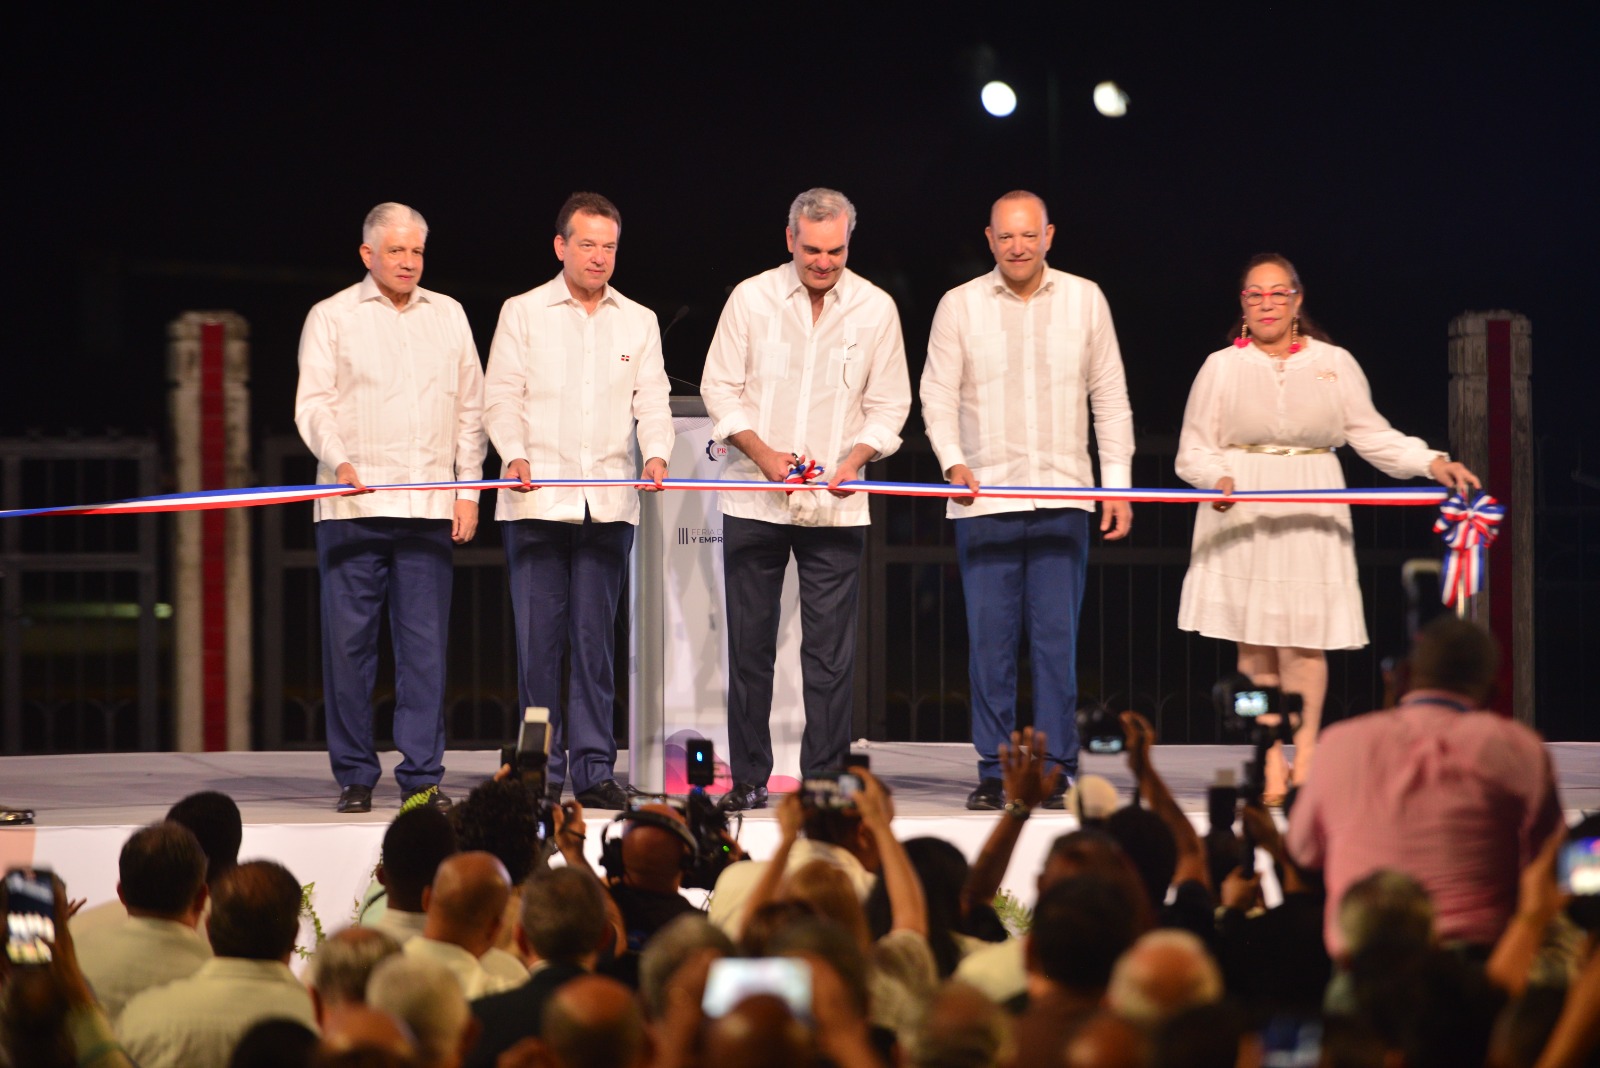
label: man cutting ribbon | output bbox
[700,187,911,812]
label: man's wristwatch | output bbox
[1003,800,1031,822]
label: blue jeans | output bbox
[316,518,453,793]
[955,508,1088,782]
[503,516,634,793]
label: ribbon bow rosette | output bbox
[783,454,826,495]
[1433,491,1504,607]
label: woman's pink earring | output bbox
[1234,322,1250,349]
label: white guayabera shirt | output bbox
[294,274,487,522]
[701,265,911,527]
[482,274,674,525]
[920,265,1135,520]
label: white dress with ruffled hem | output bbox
[1174,339,1442,651]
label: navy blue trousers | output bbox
[503,516,634,793]
[316,517,453,793]
[722,515,865,786]
[955,508,1089,782]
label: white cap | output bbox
[1066,774,1121,821]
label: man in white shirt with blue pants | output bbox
[295,202,487,814]
[920,190,1135,810]
[483,192,674,811]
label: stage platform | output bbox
[3,742,1596,945]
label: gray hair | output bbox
[1338,869,1435,957]
[637,914,735,1020]
[363,202,429,247]
[309,926,402,1005]
[1106,928,1223,1027]
[788,187,856,237]
[366,955,470,1062]
[519,866,608,965]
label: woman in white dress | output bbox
[1175,254,1479,799]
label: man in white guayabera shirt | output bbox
[483,192,673,812]
[700,187,911,812]
[295,202,487,815]
[919,190,1135,812]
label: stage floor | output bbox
[4,741,1597,825]
[3,743,1596,940]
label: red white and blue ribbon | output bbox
[0,478,1454,520]
[1432,491,1504,607]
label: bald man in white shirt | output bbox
[295,202,487,814]
[483,193,673,811]
[920,191,1135,811]
[700,187,911,811]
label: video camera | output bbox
[1077,703,1126,755]
[1207,675,1305,880]
[500,707,559,845]
[599,738,743,891]
[1212,673,1302,798]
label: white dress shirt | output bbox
[952,936,1027,1003]
[364,904,427,942]
[295,275,487,522]
[75,915,212,1020]
[482,274,674,525]
[403,935,527,999]
[920,265,1135,519]
[117,957,316,1068]
[701,265,911,527]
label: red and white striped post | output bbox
[1448,311,1533,724]
[168,312,253,751]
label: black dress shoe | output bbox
[336,784,373,814]
[965,778,1005,810]
[718,782,769,811]
[1042,776,1072,810]
[402,786,452,811]
[575,779,633,810]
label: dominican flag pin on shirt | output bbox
[619,353,631,362]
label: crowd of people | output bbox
[2,616,1596,1068]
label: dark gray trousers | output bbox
[721,514,866,786]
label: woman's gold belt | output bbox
[1229,444,1333,456]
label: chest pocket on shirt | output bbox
[418,333,461,403]
[757,339,791,382]
[526,343,567,393]
[1047,326,1084,386]
[966,332,1006,385]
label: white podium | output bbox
[629,397,808,794]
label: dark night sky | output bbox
[8,7,1596,459]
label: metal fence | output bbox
[0,438,166,754]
